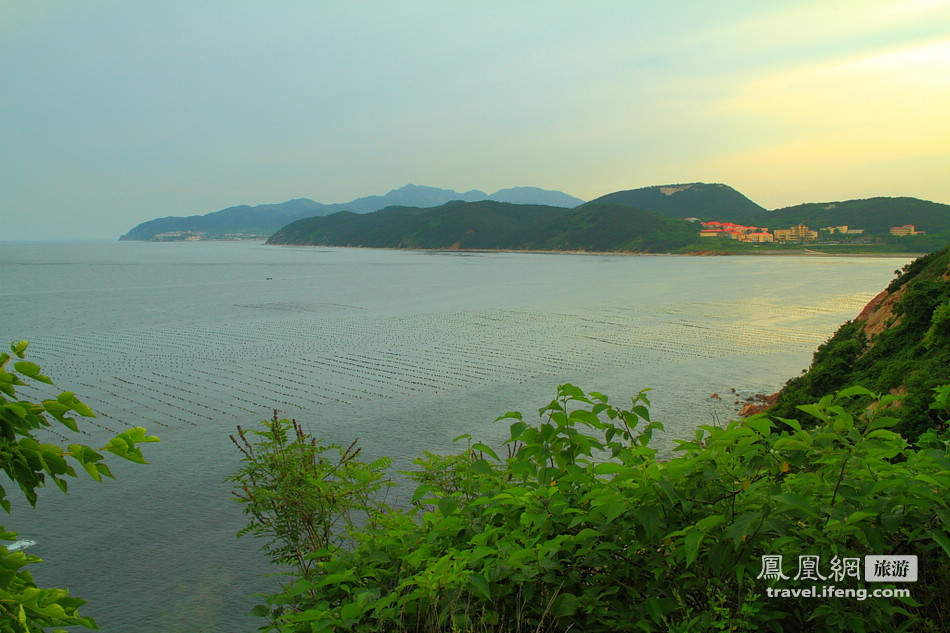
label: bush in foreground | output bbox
[233,384,950,632]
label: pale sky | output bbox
[2,0,949,240]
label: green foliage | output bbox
[229,414,393,624]
[770,322,866,420]
[236,384,950,632]
[887,249,941,292]
[772,246,950,440]
[0,341,159,632]
[883,231,950,253]
[924,300,950,349]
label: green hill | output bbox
[267,200,700,253]
[768,245,950,439]
[268,201,571,249]
[751,196,950,234]
[584,182,766,223]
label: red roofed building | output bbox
[700,220,773,241]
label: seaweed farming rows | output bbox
[20,291,877,443]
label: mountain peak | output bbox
[586,182,764,223]
[488,187,585,207]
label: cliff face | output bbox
[765,245,950,439]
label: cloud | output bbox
[692,35,950,205]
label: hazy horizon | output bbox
[3,1,949,240]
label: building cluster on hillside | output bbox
[695,220,924,243]
[698,221,775,242]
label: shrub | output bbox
[234,384,950,632]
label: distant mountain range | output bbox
[119,185,585,241]
[120,181,950,253]
[267,183,950,253]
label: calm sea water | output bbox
[0,241,910,632]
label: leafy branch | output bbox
[0,341,158,631]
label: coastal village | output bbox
[692,218,925,243]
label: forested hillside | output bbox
[267,200,701,252]
[769,245,950,439]
[267,201,571,248]
[751,197,950,234]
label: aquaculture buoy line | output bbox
[12,288,882,442]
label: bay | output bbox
[0,240,910,632]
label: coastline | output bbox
[262,241,922,258]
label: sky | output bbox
[2,1,949,240]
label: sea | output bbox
[0,240,911,632]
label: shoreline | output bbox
[264,242,921,259]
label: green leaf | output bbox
[684,529,703,567]
[339,601,362,622]
[507,420,527,441]
[559,383,586,400]
[593,462,626,475]
[695,514,726,532]
[796,404,828,422]
[745,416,774,436]
[637,506,661,538]
[724,511,759,546]
[470,442,499,462]
[604,502,626,524]
[772,493,818,518]
[845,511,876,525]
[14,361,44,381]
[469,573,491,600]
[438,495,456,517]
[3,403,27,419]
[569,409,601,427]
[470,459,494,475]
[930,529,950,559]
[643,597,666,623]
[866,416,898,432]
[772,436,812,452]
[550,591,581,617]
[574,528,603,542]
[81,460,103,482]
[836,385,875,399]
